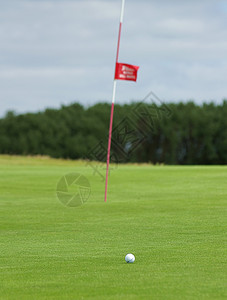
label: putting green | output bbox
[0,155,226,299]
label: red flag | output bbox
[114,62,139,82]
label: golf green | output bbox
[0,155,226,299]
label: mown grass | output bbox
[0,155,226,299]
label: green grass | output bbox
[0,155,226,299]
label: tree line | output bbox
[0,100,226,164]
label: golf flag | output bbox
[105,0,139,203]
[115,63,139,81]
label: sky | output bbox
[0,0,227,116]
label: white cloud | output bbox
[0,0,226,116]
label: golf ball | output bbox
[125,253,135,263]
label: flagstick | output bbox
[104,0,125,202]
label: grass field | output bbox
[0,155,226,299]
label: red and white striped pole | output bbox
[104,0,125,202]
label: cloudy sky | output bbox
[0,0,227,116]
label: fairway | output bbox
[0,155,226,299]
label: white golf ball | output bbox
[125,253,135,263]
